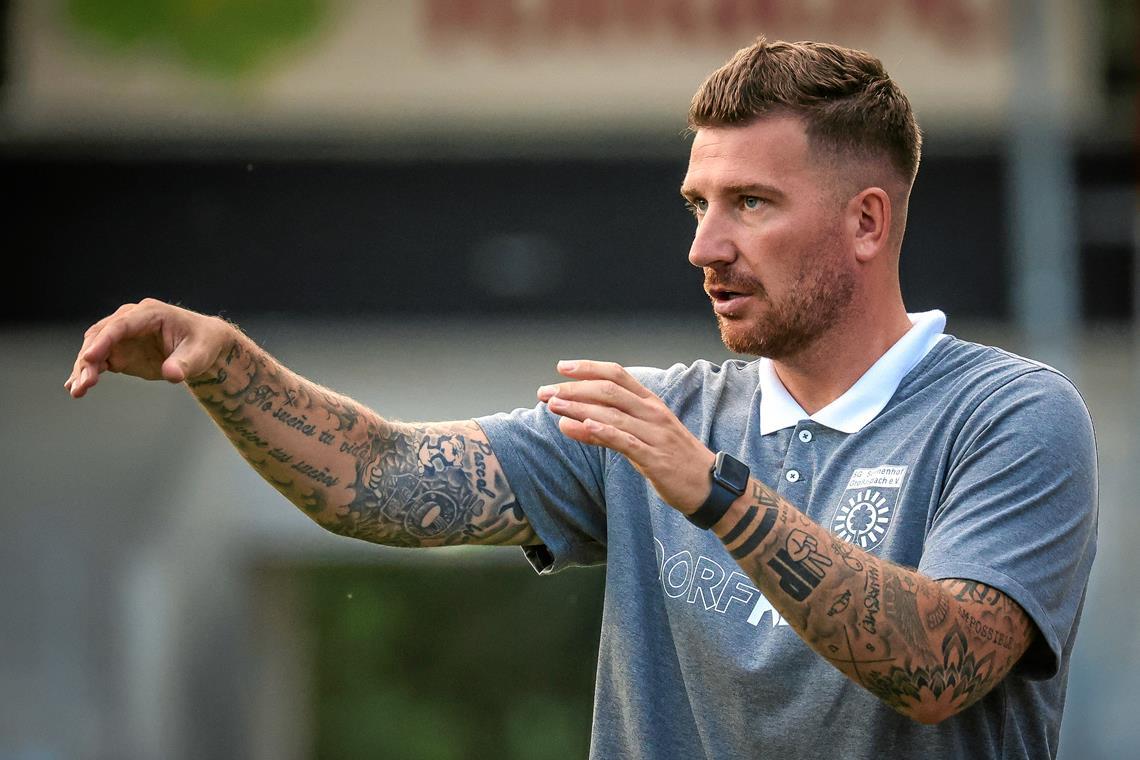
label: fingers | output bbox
[546,394,655,442]
[538,359,671,433]
[556,415,646,459]
[66,299,230,398]
[537,377,646,417]
[65,305,147,397]
[65,307,130,396]
[553,360,654,398]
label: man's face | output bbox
[681,116,856,359]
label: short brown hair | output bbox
[689,37,922,185]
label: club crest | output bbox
[830,465,908,551]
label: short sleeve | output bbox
[476,403,609,574]
[917,369,1098,680]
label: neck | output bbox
[771,295,913,415]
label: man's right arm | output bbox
[65,299,536,548]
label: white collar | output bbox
[758,310,947,435]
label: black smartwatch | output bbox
[686,451,750,530]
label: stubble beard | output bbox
[715,248,856,359]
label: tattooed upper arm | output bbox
[328,419,537,548]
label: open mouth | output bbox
[709,288,752,314]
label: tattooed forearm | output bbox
[714,479,1036,724]
[185,334,534,548]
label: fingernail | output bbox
[538,384,556,397]
[557,360,577,371]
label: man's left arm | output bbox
[539,359,1037,725]
[706,477,1035,724]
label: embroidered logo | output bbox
[831,465,908,550]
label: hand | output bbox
[538,360,715,514]
[65,298,235,398]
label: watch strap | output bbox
[686,452,749,530]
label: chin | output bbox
[717,316,766,357]
[716,315,807,359]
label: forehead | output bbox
[683,116,816,193]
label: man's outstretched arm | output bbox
[65,299,535,548]
[539,359,1038,724]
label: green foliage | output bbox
[305,560,606,760]
[66,0,326,77]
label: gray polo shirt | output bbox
[476,329,1097,760]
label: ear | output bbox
[850,187,891,263]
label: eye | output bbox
[743,196,763,209]
[683,198,707,217]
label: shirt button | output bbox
[785,469,801,483]
[798,430,813,443]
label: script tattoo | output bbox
[188,338,532,547]
[861,562,882,634]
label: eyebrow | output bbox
[679,182,787,201]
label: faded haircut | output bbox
[689,37,922,187]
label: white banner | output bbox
[5,0,1101,140]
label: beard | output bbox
[710,244,856,359]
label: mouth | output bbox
[707,287,753,315]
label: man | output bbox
[66,38,1096,759]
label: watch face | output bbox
[716,452,750,494]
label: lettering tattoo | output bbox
[861,562,882,634]
[188,338,532,548]
[956,606,1015,650]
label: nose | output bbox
[687,208,737,269]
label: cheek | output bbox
[739,222,809,278]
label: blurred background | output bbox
[0,0,1135,758]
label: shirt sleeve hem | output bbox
[474,413,596,574]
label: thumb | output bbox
[161,340,215,384]
[161,355,189,383]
